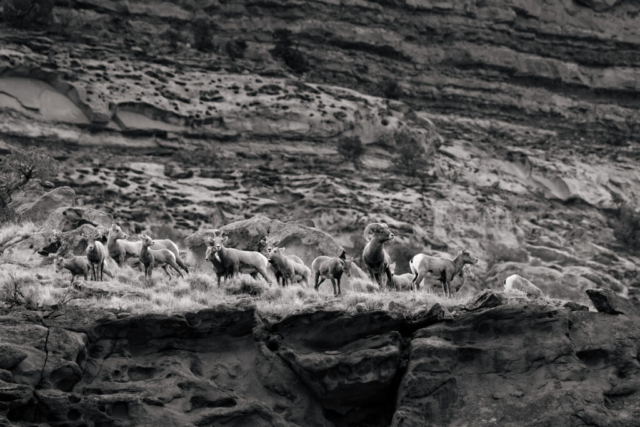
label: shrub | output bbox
[0,147,58,215]
[225,277,265,296]
[611,204,640,251]
[163,28,184,50]
[380,79,401,100]
[192,18,217,52]
[271,29,309,74]
[337,137,365,168]
[225,39,247,60]
[172,148,218,166]
[187,273,215,292]
[392,127,428,177]
[2,0,54,28]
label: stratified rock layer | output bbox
[1,291,640,426]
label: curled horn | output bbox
[363,223,381,240]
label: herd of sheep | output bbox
[52,222,545,299]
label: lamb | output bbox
[107,224,189,274]
[54,255,92,287]
[362,223,395,289]
[261,236,305,286]
[86,241,108,281]
[388,262,414,290]
[410,249,478,297]
[503,274,545,299]
[268,247,312,287]
[140,234,184,279]
[311,255,353,296]
[209,231,272,285]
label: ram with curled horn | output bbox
[362,222,395,289]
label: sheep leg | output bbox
[331,278,338,296]
[384,266,395,290]
[336,273,342,296]
[412,271,425,291]
[175,256,190,274]
[257,267,271,286]
[167,259,184,279]
[445,274,452,298]
[162,265,172,278]
[314,271,322,290]
[100,261,105,281]
[367,268,376,284]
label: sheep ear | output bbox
[278,247,285,253]
[390,262,396,269]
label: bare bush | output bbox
[0,147,58,222]
[337,137,365,168]
[611,204,640,252]
[2,0,54,28]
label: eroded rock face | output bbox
[2,291,640,426]
[394,296,640,427]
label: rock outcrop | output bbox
[1,291,640,426]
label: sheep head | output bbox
[210,230,228,252]
[53,256,65,272]
[389,262,396,275]
[110,224,128,240]
[268,247,286,261]
[341,257,354,277]
[456,248,479,265]
[364,223,394,242]
[140,234,154,247]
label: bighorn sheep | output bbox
[503,274,545,299]
[311,255,353,296]
[86,241,108,281]
[362,223,395,289]
[209,231,272,285]
[205,244,270,286]
[388,262,414,290]
[268,247,311,287]
[140,234,184,280]
[410,249,478,297]
[261,236,305,286]
[204,246,229,287]
[107,224,189,273]
[54,255,92,287]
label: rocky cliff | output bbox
[0,289,638,427]
[1,0,639,302]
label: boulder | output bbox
[186,215,344,270]
[586,288,640,315]
[43,207,113,233]
[14,187,76,224]
[465,289,507,311]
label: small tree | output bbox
[192,18,217,52]
[0,147,58,219]
[393,128,428,177]
[2,0,54,28]
[226,39,248,60]
[271,29,309,74]
[337,137,365,169]
[611,204,640,252]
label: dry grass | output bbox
[0,221,37,248]
[0,258,476,316]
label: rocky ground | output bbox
[0,287,638,427]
